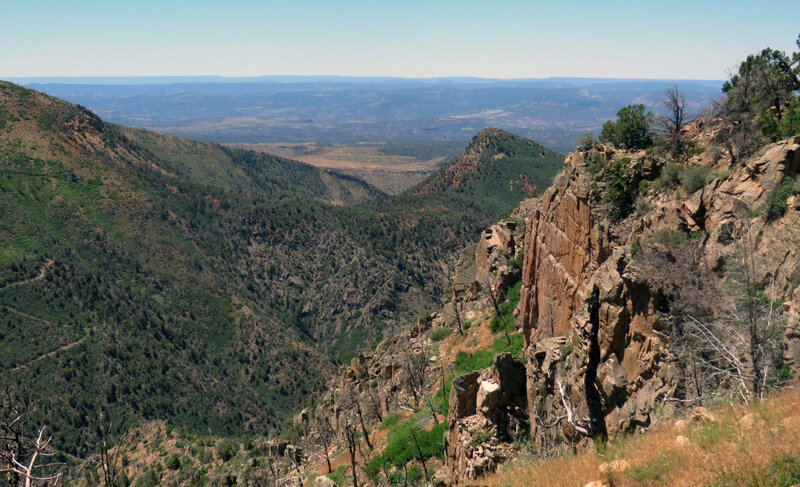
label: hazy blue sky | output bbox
[3,0,798,79]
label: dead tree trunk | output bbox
[315,417,333,474]
[344,421,359,487]
[407,423,428,479]
[353,398,372,449]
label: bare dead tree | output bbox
[659,85,693,157]
[633,228,784,402]
[406,423,428,479]
[366,390,383,423]
[0,426,61,487]
[1,393,62,487]
[1,403,33,486]
[401,343,429,409]
[351,392,373,450]
[452,297,464,336]
[722,228,783,398]
[97,412,126,487]
[554,376,589,437]
[485,274,503,318]
[423,394,439,427]
[314,416,334,474]
[343,418,359,487]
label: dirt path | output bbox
[10,336,86,373]
[1,305,53,326]
[1,258,54,290]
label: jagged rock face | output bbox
[525,248,678,442]
[520,135,800,447]
[452,219,521,298]
[784,287,800,372]
[520,150,610,340]
[445,354,526,484]
[636,136,800,291]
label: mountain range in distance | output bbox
[10,75,723,154]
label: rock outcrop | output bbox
[445,354,526,483]
[519,134,800,449]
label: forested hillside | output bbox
[0,81,562,460]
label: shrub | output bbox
[631,239,642,257]
[364,457,383,483]
[577,132,597,151]
[680,164,712,194]
[760,96,800,142]
[651,229,689,247]
[762,177,796,222]
[383,417,446,468]
[470,428,493,446]
[454,350,494,373]
[656,163,683,191]
[327,465,348,486]
[435,376,454,415]
[586,151,607,175]
[165,454,181,470]
[379,413,402,431]
[508,250,524,270]
[490,313,515,333]
[431,327,452,342]
[216,440,237,462]
[604,158,635,221]
[492,333,525,360]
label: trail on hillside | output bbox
[1,258,55,290]
[1,305,53,326]
[10,336,87,373]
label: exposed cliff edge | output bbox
[273,126,800,486]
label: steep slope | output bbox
[0,81,353,455]
[253,126,800,487]
[0,82,563,463]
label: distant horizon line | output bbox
[4,74,725,86]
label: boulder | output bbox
[691,407,716,423]
[429,469,450,487]
[492,352,526,400]
[739,413,763,432]
[476,380,503,414]
[449,372,480,421]
[313,476,338,487]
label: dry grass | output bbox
[483,385,800,487]
[226,142,442,193]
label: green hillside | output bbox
[0,82,562,460]
[400,128,563,217]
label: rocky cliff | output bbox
[442,126,800,483]
[520,129,800,451]
[278,125,800,487]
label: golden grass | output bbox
[483,385,800,487]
